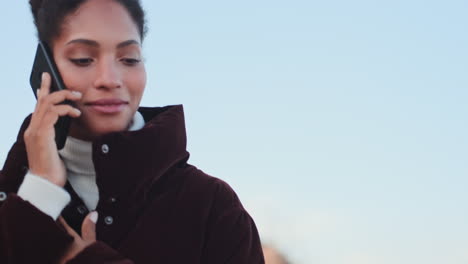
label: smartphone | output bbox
[29,41,71,150]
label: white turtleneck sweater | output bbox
[17,111,145,220]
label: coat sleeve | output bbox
[201,180,265,264]
[0,135,75,263]
[67,242,134,264]
[0,193,74,263]
[0,172,135,264]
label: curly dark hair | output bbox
[29,0,147,44]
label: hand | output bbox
[58,211,98,264]
[24,72,82,187]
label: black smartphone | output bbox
[29,41,71,150]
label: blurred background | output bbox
[1,1,467,263]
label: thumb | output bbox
[81,211,98,242]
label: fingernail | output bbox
[36,88,40,95]
[41,72,46,81]
[90,211,98,223]
[71,91,82,97]
[74,108,81,115]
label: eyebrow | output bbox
[66,39,141,48]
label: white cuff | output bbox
[17,171,71,220]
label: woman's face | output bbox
[52,0,146,140]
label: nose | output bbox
[93,58,122,90]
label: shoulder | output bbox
[0,115,31,192]
[187,166,239,201]
[178,165,244,211]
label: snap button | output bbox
[77,205,87,215]
[0,192,7,201]
[101,144,109,154]
[104,216,114,225]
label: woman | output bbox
[0,0,264,263]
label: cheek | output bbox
[64,75,88,92]
[57,63,90,92]
[128,69,146,99]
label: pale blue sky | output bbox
[1,1,467,263]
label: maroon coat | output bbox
[0,105,264,264]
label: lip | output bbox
[85,99,129,114]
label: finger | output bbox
[51,104,81,118]
[34,72,78,118]
[38,72,51,98]
[33,72,51,114]
[51,90,82,106]
[38,89,82,108]
[58,216,80,239]
[32,91,81,131]
[41,105,81,128]
[26,107,73,142]
[81,211,98,242]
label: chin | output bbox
[70,115,133,140]
[92,118,132,133]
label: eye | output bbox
[121,58,141,66]
[69,58,94,67]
